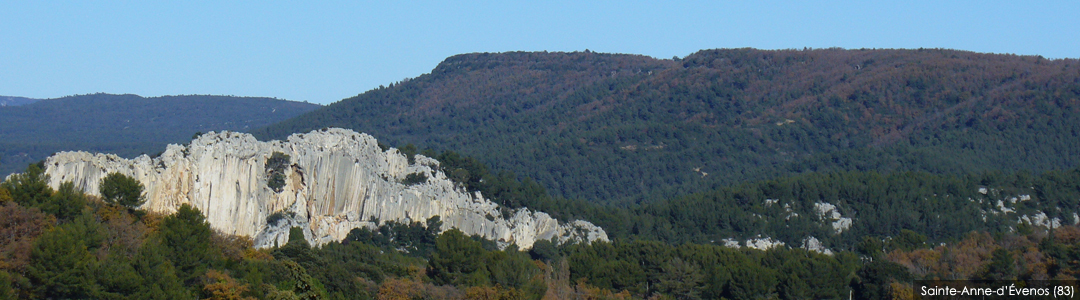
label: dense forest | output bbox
[0,93,320,177]
[253,48,1080,204]
[418,148,1080,254]
[4,162,1080,299]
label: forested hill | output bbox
[0,93,320,177]
[0,96,39,106]
[253,48,1080,204]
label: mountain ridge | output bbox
[0,96,39,106]
[253,48,1080,204]
[0,93,321,177]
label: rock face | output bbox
[43,128,608,249]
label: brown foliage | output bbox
[0,202,54,273]
[887,229,1068,280]
[204,269,256,300]
[94,202,147,258]
[538,258,629,300]
[1055,226,1080,244]
[0,187,11,203]
[377,277,463,300]
[573,279,631,300]
[212,230,254,262]
[888,248,941,278]
[464,285,524,300]
[889,281,913,300]
[542,259,573,300]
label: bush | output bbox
[401,173,428,186]
[266,211,295,226]
[265,152,290,193]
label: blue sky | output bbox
[2,1,1078,105]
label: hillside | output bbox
[0,96,39,106]
[0,93,320,177]
[254,48,1080,204]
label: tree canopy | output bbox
[100,172,146,209]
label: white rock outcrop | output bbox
[800,236,834,255]
[814,202,852,234]
[43,128,608,249]
[744,236,785,250]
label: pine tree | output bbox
[99,172,146,209]
[157,204,216,285]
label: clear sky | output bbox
[3,1,1078,105]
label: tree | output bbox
[265,152,290,193]
[158,204,216,284]
[40,182,87,222]
[726,261,777,300]
[268,260,327,300]
[428,229,489,286]
[0,202,54,275]
[26,223,99,298]
[529,239,559,262]
[0,187,12,203]
[657,258,705,299]
[203,269,256,300]
[851,260,912,300]
[0,270,14,300]
[100,172,146,209]
[131,240,195,300]
[95,250,142,299]
[486,248,541,290]
[888,229,928,252]
[980,248,1017,280]
[0,164,52,208]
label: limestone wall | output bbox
[43,128,607,248]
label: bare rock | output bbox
[43,128,608,249]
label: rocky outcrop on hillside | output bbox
[42,128,608,248]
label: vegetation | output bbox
[265,152,290,193]
[7,158,1080,299]
[99,172,146,209]
[254,49,1080,205]
[0,93,320,178]
[265,211,295,227]
[401,172,429,186]
[406,148,1080,253]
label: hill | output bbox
[0,96,39,106]
[0,93,320,177]
[253,48,1080,204]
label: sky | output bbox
[2,1,1078,105]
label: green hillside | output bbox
[254,48,1080,204]
[0,93,320,177]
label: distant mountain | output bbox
[1,93,320,177]
[0,96,40,106]
[253,49,1080,204]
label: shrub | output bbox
[265,152,290,193]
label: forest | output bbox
[0,93,320,177]
[5,146,1080,299]
[253,48,1080,205]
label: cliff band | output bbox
[41,128,608,248]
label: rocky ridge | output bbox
[42,128,608,249]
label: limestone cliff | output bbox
[43,128,608,248]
